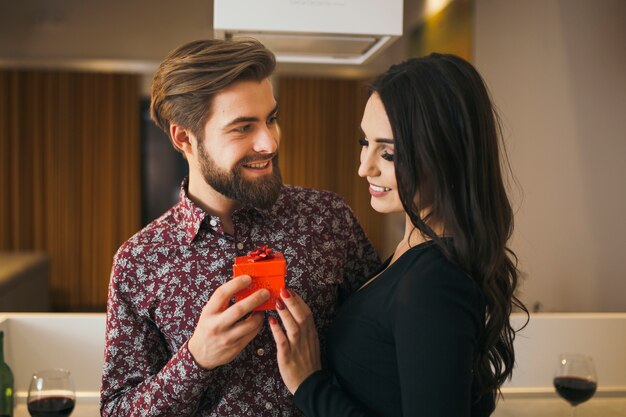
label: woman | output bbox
[268,53,527,416]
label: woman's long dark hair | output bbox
[371,53,528,397]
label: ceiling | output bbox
[0,0,428,80]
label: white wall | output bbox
[475,0,626,311]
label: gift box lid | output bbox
[233,253,286,276]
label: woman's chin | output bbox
[369,200,403,214]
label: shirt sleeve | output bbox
[293,371,372,417]
[100,247,212,417]
[336,199,381,301]
[393,254,484,416]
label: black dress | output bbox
[293,241,495,416]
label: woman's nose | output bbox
[358,148,379,178]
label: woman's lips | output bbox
[368,183,391,197]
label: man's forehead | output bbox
[209,79,276,122]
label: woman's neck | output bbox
[398,213,446,253]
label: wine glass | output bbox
[27,369,75,417]
[553,353,597,416]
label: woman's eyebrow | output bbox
[359,127,394,143]
[375,138,394,144]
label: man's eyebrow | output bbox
[224,103,280,129]
[359,126,394,144]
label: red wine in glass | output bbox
[27,369,75,417]
[27,396,75,417]
[553,376,597,406]
[554,354,597,416]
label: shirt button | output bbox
[236,242,244,250]
[265,402,273,410]
[209,219,217,227]
[256,348,265,356]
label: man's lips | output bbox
[240,153,276,170]
[243,160,271,169]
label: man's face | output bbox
[196,78,282,209]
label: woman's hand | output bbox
[269,288,322,394]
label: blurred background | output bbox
[0,0,625,313]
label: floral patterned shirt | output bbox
[100,180,380,417]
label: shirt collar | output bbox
[177,177,278,243]
[178,177,212,243]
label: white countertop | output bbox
[12,396,626,417]
[493,395,626,416]
[3,313,626,416]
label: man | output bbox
[100,39,380,416]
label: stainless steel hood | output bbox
[214,0,403,65]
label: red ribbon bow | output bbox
[249,245,274,262]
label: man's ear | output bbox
[170,124,194,155]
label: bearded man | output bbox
[100,39,380,417]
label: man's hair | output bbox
[150,38,276,149]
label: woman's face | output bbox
[358,93,404,214]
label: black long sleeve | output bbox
[292,242,493,417]
[294,371,369,417]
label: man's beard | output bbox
[197,141,283,210]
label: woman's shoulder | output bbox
[394,241,482,302]
[391,241,486,332]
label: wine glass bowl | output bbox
[553,354,597,414]
[27,369,75,417]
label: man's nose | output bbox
[252,125,278,154]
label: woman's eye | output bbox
[268,114,279,124]
[381,151,394,162]
[234,125,252,133]
[358,138,368,147]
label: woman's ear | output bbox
[170,124,193,155]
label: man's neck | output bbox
[187,174,240,235]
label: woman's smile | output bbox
[368,183,392,197]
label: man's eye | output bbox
[358,138,368,147]
[268,114,279,124]
[234,125,252,133]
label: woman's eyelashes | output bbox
[381,151,394,161]
[359,138,395,161]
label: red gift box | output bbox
[233,248,286,311]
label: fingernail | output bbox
[280,287,291,298]
[288,289,296,298]
[242,275,252,284]
[261,289,270,299]
[276,299,285,310]
[269,316,277,325]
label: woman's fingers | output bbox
[268,315,290,356]
[269,290,323,395]
[275,296,300,341]
[280,288,313,325]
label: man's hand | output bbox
[269,288,322,394]
[188,275,270,370]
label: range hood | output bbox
[214,0,403,65]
